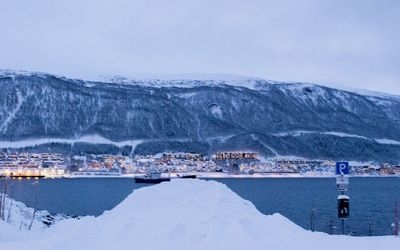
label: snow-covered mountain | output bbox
[1,70,400,161]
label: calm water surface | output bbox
[5,177,400,236]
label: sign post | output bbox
[336,162,350,235]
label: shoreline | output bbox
[62,172,400,179]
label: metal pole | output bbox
[341,220,344,235]
[368,217,372,236]
[341,190,344,235]
[395,200,398,237]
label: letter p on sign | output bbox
[336,162,349,175]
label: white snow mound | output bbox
[0,179,399,250]
[0,194,67,232]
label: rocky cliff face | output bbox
[1,71,400,161]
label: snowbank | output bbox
[0,194,67,231]
[1,179,399,250]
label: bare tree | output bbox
[0,178,8,221]
[7,183,14,223]
[28,180,39,230]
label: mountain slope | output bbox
[1,71,400,161]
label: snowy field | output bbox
[0,179,399,250]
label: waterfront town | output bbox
[0,151,399,178]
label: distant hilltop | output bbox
[0,70,400,162]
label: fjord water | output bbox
[6,177,400,236]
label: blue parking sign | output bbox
[336,162,349,175]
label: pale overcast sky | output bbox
[0,0,399,94]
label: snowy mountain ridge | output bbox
[0,69,263,89]
[2,69,399,99]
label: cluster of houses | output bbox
[0,152,66,177]
[0,152,400,178]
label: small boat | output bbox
[177,174,197,179]
[135,172,197,183]
[135,172,171,184]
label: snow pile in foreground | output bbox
[0,194,67,231]
[1,179,399,250]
